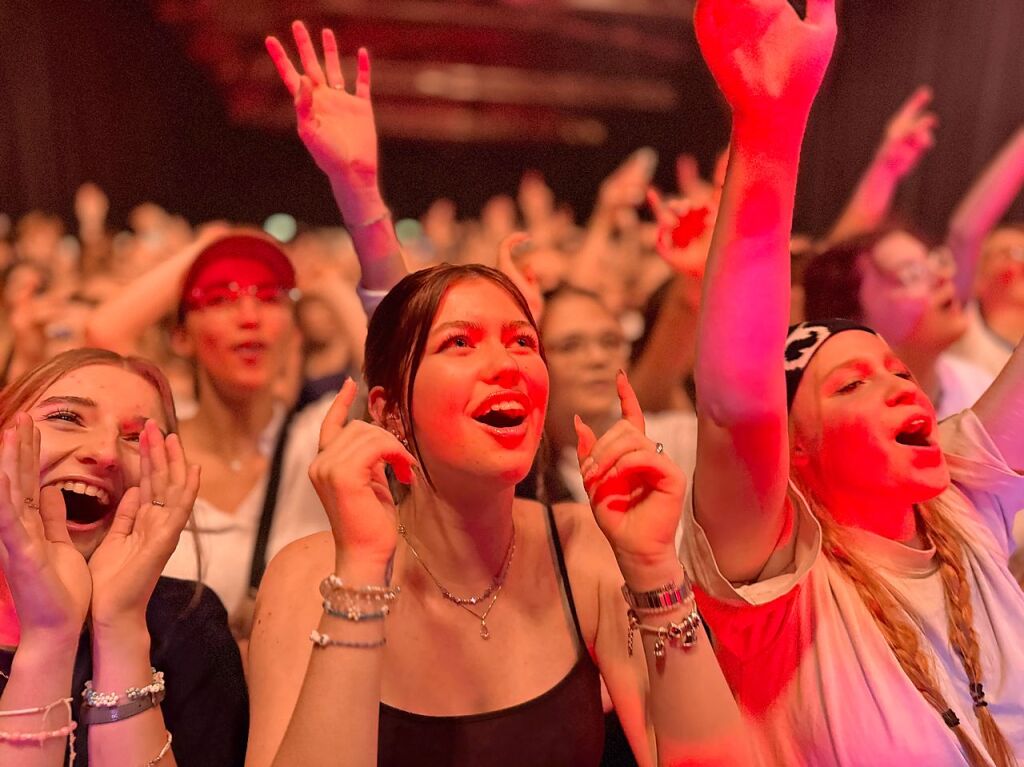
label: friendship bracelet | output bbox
[621,572,694,614]
[83,668,165,708]
[348,209,393,229]
[142,731,173,767]
[322,600,391,621]
[80,689,166,726]
[310,629,386,650]
[0,696,77,763]
[627,605,702,658]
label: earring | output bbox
[390,429,410,450]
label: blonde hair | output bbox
[793,481,1016,767]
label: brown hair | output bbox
[363,263,543,486]
[793,480,1015,767]
[0,348,178,432]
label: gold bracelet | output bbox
[627,604,702,658]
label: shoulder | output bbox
[259,531,335,603]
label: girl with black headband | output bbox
[683,1,1024,765]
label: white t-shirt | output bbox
[949,302,1014,380]
[558,408,697,552]
[681,411,1024,766]
[163,396,333,616]
[935,352,995,420]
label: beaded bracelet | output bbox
[322,600,391,621]
[310,629,386,650]
[621,571,694,614]
[143,731,173,766]
[83,668,165,708]
[320,574,400,617]
[627,604,703,658]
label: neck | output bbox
[893,342,942,404]
[192,375,276,450]
[980,300,1024,347]
[824,489,925,548]
[398,477,516,592]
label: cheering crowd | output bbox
[2,0,1024,765]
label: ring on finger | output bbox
[23,497,39,509]
[331,84,344,90]
[654,442,665,455]
[152,500,166,508]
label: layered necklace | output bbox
[398,519,516,640]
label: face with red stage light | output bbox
[29,365,170,559]
[789,331,950,519]
[177,249,296,395]
[375,277,549,488]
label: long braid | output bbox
[920,498,1016,767]
[797,487,1002,767]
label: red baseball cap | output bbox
[178,230,296,319]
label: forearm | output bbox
[825,159,900,246]
[271,559,387,767]
[629,277,698,413]
[327,177,407,293]
[0,633,79,767]
[617,560,747,767]
[947,127,1024,301]
[85,237,205,355]
[696,117,803,423]
[972,333,1024,470]
[89,621,177,767]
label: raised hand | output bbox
[0,413,90,642]
[694,0,836,121]
[647,186,713,283]
[495,232,544,324]
[309,379,417,575]
[266,22,378,192]
[875,86,937,177]
[88,420,200,630]
[575,372,685,582]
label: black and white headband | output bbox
[785,319,877,408]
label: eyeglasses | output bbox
[185,282,297,312]
[545,332,628,358]
[876,246,955,290]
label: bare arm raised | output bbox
[692,0,836,582]
[266,24,408,300]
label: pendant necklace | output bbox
[398,519,516,640]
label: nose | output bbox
[77,428,121,475]
[235,295,262,327]
[482,341,522,387]
[884,374,919,407]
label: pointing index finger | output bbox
[318,378,359,450]
[616,370,645,433]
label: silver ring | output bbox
[654,442,664,455]
[331,84,344,90]
[152,500,166,508]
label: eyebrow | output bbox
[822,358,873,379]
[37,395,97,409]
[431,319,536,335]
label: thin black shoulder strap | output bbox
[248,406,298,592]
[545,504,587,648]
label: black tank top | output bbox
[377,506,606,766]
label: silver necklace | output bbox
[398,520,516,640]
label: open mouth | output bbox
[471,393,530,432]
[894,416,932,448]
[53,481,114,526]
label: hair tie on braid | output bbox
[970,683,987,708]
[942,709,961,728]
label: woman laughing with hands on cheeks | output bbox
[0,349,248,767]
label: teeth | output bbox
[486,401,525,414]
[54,480,110,506]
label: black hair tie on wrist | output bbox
[942,709,961,728]
[970,683,988,708]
